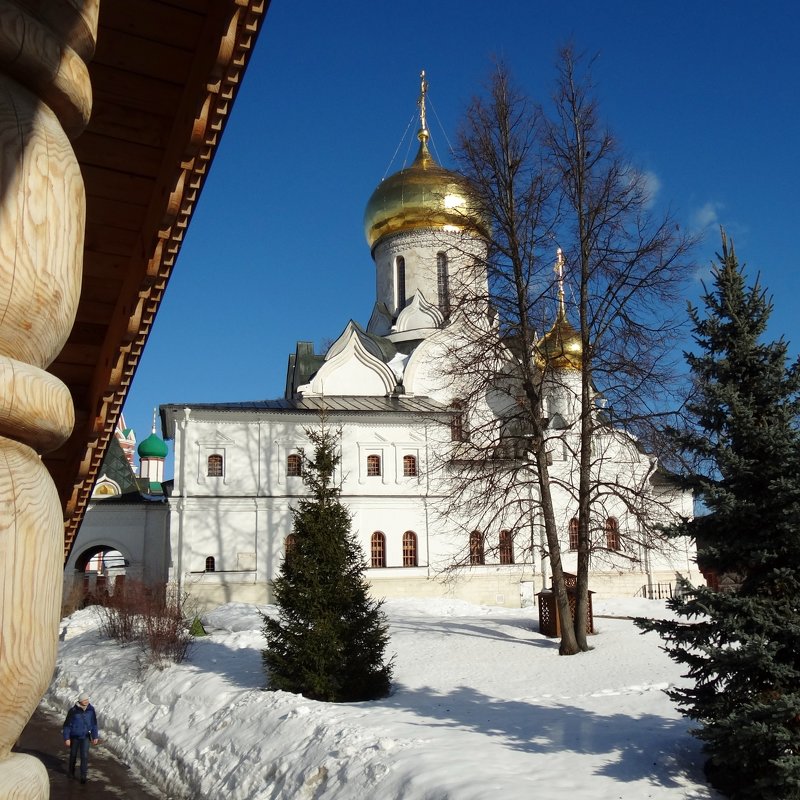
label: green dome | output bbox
[138,432,168,459]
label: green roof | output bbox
[138,432,168,459]
[94,438,142,497]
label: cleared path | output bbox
[13,706,167,799]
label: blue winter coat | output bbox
[62,703,99,741]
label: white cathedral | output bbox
[70,77,699,612]
[156,78,698,611]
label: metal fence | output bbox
[636,582,673,600]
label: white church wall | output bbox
[347,496,430,566]
[308,335,396,396]
[186,422,261,496]
[180,502,257,573]
[168,405,697,610]
[150,90,702,615]
[373,230,473,317]
[64,501,170,602]
[171,494,293,611]
[163,371,697,612]
[141,505,171,586]
[368,567,534,608]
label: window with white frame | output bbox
[451,400,467,442]
[287,453,302,477]
[403,531,418,567]
[367,454,382,477]
[371,531,386,568]
[207,453,223,477]
[395,256,406,311]
[402,454,418,477]
[469,531,484,565]
[569,517,579,551]
[437,251,450,318]
[606,517,621,551]
[499,530,514,565]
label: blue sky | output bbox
[121,1,800,467]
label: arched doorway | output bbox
[72,545,130,606]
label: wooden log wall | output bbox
[0,2,98,797]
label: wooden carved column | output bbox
[0,1,97,797]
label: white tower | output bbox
[536,249,584,430]
[363,71,488,348]
[137,409,168,490]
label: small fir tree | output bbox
[262,423,393,702]
[638,231,800,799]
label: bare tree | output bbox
[547,47,695,649]
[434,53,695,654]
[433,63,581,654]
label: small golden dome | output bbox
[364,136,486,250]
[536,311,583,371]
[536,248,582,371]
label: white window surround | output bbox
[358,443,389,485]
[195,431,235,485]
[274,441,307,486]
[394,255,406,313]
[199,448,226,484]
[392,444,422,483]
[286,453,303,477]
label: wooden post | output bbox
[0,2,97,797]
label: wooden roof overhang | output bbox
[41,0,269,560]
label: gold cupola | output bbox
[536,249,583,371]
[364,71,487,251]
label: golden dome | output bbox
[364,135,486,250]
[535,310,583,371]
[535,248,582,371]
[364,71,486,250]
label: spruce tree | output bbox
[262,423,393,702]
[639,231,800,799]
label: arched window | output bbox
[451,400,466,442]
[395,256,406,311]
[367,454,382,477]
[403,455,418,477]
[287,453,302,477]
[207,453,223,477]
[403,531,418,567]
[371,532,386,568]
[499,530,514,565]
[606,517,620,551]
[205,556,216,572]
[569,517,579,551]
[437,251,450,318]
[284,534,297,561]
[469,531,484,565]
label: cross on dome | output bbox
[554,247,566,318]
[418,69,429,142]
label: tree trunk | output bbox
[535,449,579,655]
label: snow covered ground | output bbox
[45,597,721,799]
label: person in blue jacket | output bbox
[62,693,99,783]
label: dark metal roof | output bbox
[160,395,450,438]
[162,395,449,414]
[98,437,146,496]
[284,328,400,398]
[284,341,326,398]
[89,492,166,506]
